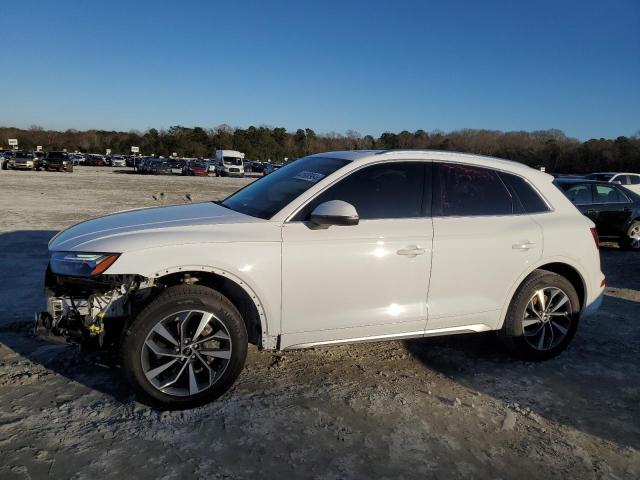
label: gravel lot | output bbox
[0,167,639,479]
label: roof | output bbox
[554,177,601,184]
[309,149,540,175]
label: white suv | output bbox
[38,150,605,408]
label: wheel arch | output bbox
[497,259,587,330]
[151,266,274,349]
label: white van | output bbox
[214,150,245,177]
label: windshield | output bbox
[47,152,68,160]
[585,173,614,181]
[222,156,349,219]
[223,157,242,166]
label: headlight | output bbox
[50,252,120,277]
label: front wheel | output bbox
[121,285,248,409]
[499,270,580,361]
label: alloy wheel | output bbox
[628,224,640,249]
[141,310,232,396]
[522,287,572,351]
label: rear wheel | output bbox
[620,221,640,250]
[121,285,247,409]
[500,270,580,361]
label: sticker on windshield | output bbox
[293,171,326,183]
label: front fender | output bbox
[106,242,282,338]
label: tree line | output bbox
[1,125,639,173]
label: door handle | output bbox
[512,241,536,251]
[397,245,426,257]
[585,209,597,215]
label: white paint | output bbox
[48,150,605,350]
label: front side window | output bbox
[562,184,593,205]
[223,156,349,219]
[294,162,428,221]
[435,163,513,216]
[629,175,640,185]
[594,185,630,204]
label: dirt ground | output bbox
[0,167,638,479]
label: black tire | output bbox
[619,220,640,250]
[499,270,580,361]
[121,284,248,409]
[1,160,7,170]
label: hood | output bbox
[49,202,269,252]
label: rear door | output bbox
[591,184,633,236]
[427,163,543,331]
[562,182,598,223]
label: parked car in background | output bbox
[182,159,210,176]
[34,151,46,163]
[85,155,107,167]
[43,151,72,172]
[136,158,151,174]
[37,150,604,408]
[262,162,283,176]
[555,177,640,249]
[583,172,640,195]
[69,153,86,165]
[133,157,148,172]
[214,149,245,177]
[110,155,127,167]
[249,161,264,173]
[2,151,41,170]
[147,159,172,175]
[168,158,184,170]
[1,150,19,170]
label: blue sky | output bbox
[1,0,638,140]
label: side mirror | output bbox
[309,200,359,227]
[612,180,622,185]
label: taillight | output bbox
[590,227,599,248]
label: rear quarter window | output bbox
[500,172,550,213]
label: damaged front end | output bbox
[35,266,155,350]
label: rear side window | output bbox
[594,185,630,204]
[295,162,428,221]
[629,175,640,185]
[500,172,550,213]
[435,163,513,216]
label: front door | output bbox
[280,161,433,347]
